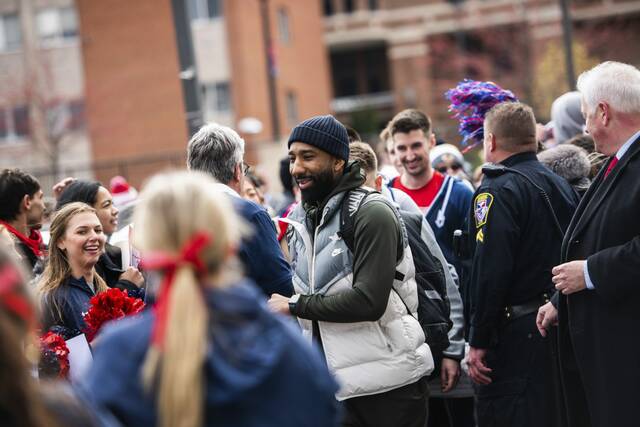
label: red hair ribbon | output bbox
[140,232,211,348]
[0,264,34,324]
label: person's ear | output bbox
[334,158,345,174]
[374,174,383,192]
[21,194,31,213]
[429,133,437,149]
[488,133,497,153]
[233,163,242,182]
[599,102,610,126]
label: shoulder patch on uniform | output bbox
[474,192,494,228]
[476,228,484,243]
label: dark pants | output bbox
[342,377,429,427]
[428,397,476,427]
[474,313,560,427]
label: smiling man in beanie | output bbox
[269,115,433,427]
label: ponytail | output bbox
[133,172,248,427]
[143,267,207,427]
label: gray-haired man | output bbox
[187,123,293,297]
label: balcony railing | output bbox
[331,91,394,113]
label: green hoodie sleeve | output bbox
[291,199,402,322]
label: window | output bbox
[343,0,355,13]
[60,7,78,38]
[286,91,299,125]
[68,101,86,130]
[202,82,232,113]
[36,7,78,44]
[214,82,231,112]
[0,109,7,139]
[323,0,334,16]
[277,7,291,44]
[45,101,86,134]
[0,13,21,52]
[12,106,29,137]
[0,105,30,143]
[330,46,390,97]
[0,101,85,143]
[187,0,222,21]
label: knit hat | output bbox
[110,175,138,209]
[550,91,585,144]
[287,115,350,161]
[430,143,465,167]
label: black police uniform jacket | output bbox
[557,134,640,427]
[468,152,578,348]
[467,152,578,427]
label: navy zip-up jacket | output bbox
[41,275,96,336]
[230,194,294,297]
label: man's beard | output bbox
[298,169,338,204]
[402,157,427,177]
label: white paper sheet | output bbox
[66,334,93,383]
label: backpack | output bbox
[339,188,453,361]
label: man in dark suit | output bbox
[537,61,640,427]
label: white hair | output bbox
[186,123,245,184]
[577,61,640,114]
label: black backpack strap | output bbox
[339,188,374,253]
[340,188,416,316]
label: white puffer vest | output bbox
[284,191,433,400]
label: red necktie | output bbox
[604,157,618,178]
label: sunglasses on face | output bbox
[435,163,462,174]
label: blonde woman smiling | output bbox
[39,202,108,335]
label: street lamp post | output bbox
[259,0,281,142]
[559,0,576,90]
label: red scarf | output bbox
[0,264,35,325]
[140,232,211,349]
[0,220,44,258]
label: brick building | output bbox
[75,0,332,186]
[324,0,640,145]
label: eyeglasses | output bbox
[435,164,462,174]
[242,162,251,176]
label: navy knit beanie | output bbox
[288,115,350,161]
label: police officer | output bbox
[465,102,578,427]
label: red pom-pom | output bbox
[83,288,145,342]
[40,331,70,378]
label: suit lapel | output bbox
[568,136,640,248]
[561,172,601,260]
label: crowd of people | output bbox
[0,60,638,427]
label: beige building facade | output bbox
[0,0,92,189]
